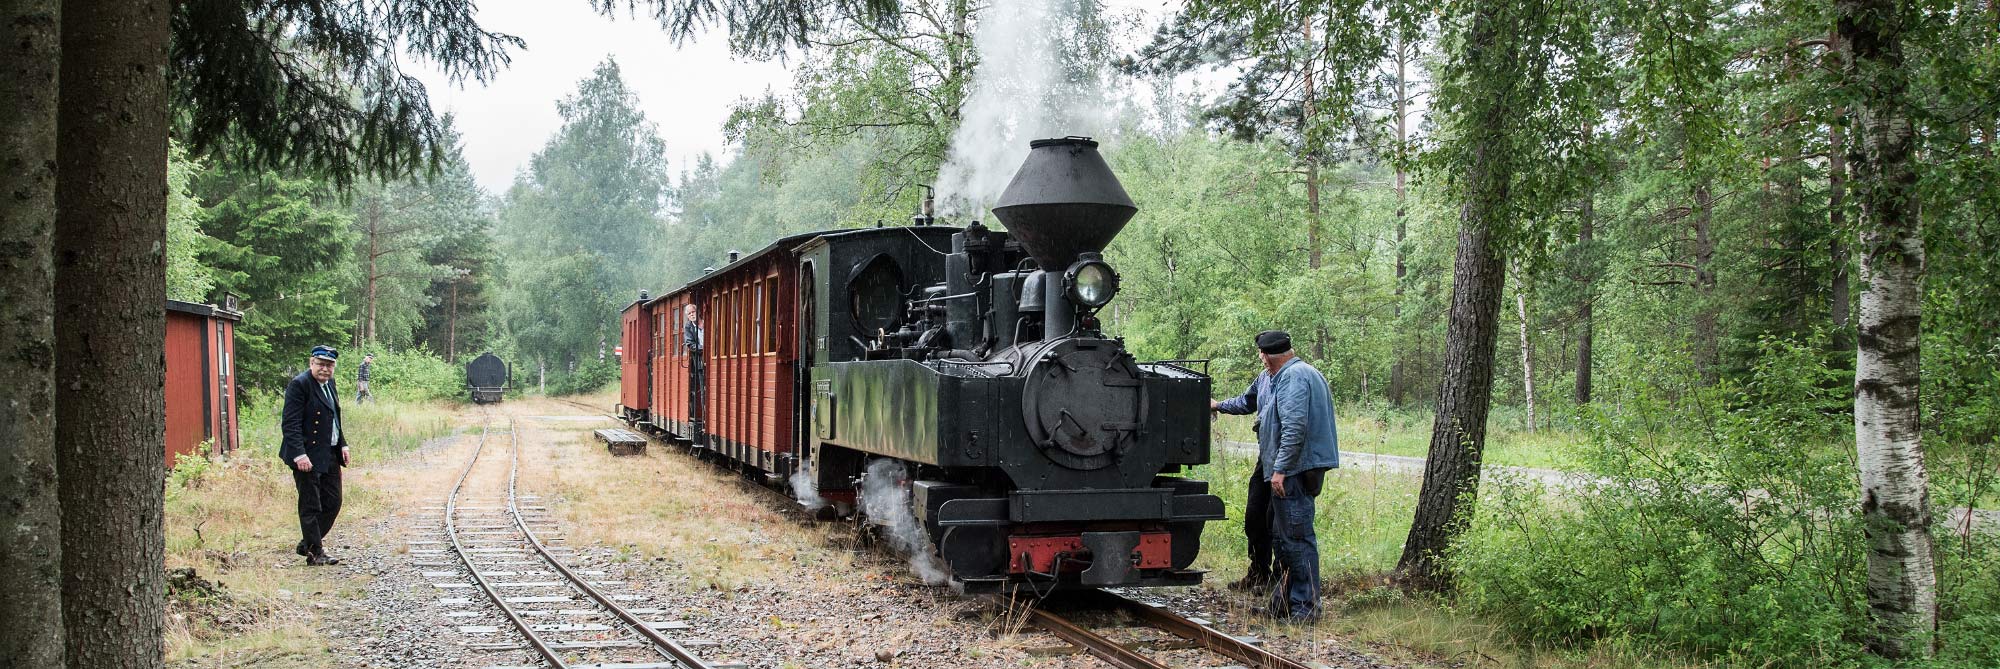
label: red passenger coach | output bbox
[617,295,652,419]
[699,245,801,474]
[623,234,816,478]
[646,291,699,437]
[165,299,243,467]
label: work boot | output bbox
[308,550,341,566]
[1228,573,1271,592]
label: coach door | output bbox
[794,262,816,457]
[214,321,234,455]
[686,302,706,442]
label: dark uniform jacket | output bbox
[280,371,349,471]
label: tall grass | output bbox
[163,392,455,664]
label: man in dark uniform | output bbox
[281,345,350,565]
[1211,357,1275,591]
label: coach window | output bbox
[753,282,766,353]
[765,273,780,353]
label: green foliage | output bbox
[550,358,619,396]
[169,0,523,186]
[493,59,668,389]
[1451,337,2000,666]
[340,347,463,402]
[196,167,356,392]
[345,117,490,351]
[166,141,218,302]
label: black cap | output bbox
[1255,330,1291,355]
[310,345,339,361]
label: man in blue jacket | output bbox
[1221,330,1339,620]
[281,345,350,565]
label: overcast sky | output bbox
[410,2,793,195]
[410,1,1201,197]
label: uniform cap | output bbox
[1255,330,1292,355]
[310,345,339,361]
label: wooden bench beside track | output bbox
[594,428,647,456]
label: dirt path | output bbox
[309,399,1410,669]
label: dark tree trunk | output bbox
[55,1,171,667]
[448,278,460,361]
[1829,101,1852,352]
[1398,187,1508,589]
[1693,182,1719,383]
[1840,0,1937,657]
[1575,188,1595,405]
[1388,36,1411,406]
[0,0,65,665]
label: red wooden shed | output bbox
[165,299,242,467]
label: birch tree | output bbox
[1838,0,1937,656]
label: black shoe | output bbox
[295,541,311,558]
[308,551,341,566]
[1228,574,1271,592]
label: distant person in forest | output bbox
[355,354,374,403]
[281,345,351,566]
[1212,330,1339,620]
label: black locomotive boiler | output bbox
[619,137,1223,592]
[466,352,510,404]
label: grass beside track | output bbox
[163,394,456,666]
[1187,423,1704,669]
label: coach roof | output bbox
[640,225,963,308]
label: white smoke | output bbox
[789,463,827,512]
[859,459,950,586]
[934,0,1123,216]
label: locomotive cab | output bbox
[799,138,1224,592]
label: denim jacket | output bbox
[1262,358,1340,477]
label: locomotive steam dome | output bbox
[991,137,1137,273]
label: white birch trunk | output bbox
[1855,220,1935,657]
[1841,0,1937,655]
[1515,287,1535,432]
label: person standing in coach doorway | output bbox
[282,345,350,565]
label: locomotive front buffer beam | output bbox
[915,479,1225,593]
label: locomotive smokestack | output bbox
[991,137,1136,273]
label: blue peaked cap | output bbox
[310,345,339,361]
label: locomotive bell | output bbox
[991,137,1137,274]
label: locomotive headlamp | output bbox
[1064,256,1120,309]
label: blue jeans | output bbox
[1268,468,1324,620]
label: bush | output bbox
[1450,338,1886,667]
[548,358,616,396]
[338,347,464,402]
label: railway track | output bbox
[577,404,1316,668]
[1005,589,1314,669]
[441,415,726,669]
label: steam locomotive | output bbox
[616,138,1223,592]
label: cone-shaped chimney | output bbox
[991,137,1136,272]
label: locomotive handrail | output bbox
[1145,359,1211,376]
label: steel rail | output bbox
[1010,589,1314,669]
[1102,591,1312,669]
[446,419,570,668]
[502,416,714,669]
[1016,602,1169,669]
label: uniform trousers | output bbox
[292,467,343,551]
[1269,467,1326,620]
[1243,462,1274,581]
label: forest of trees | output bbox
[2,0,1995,667]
